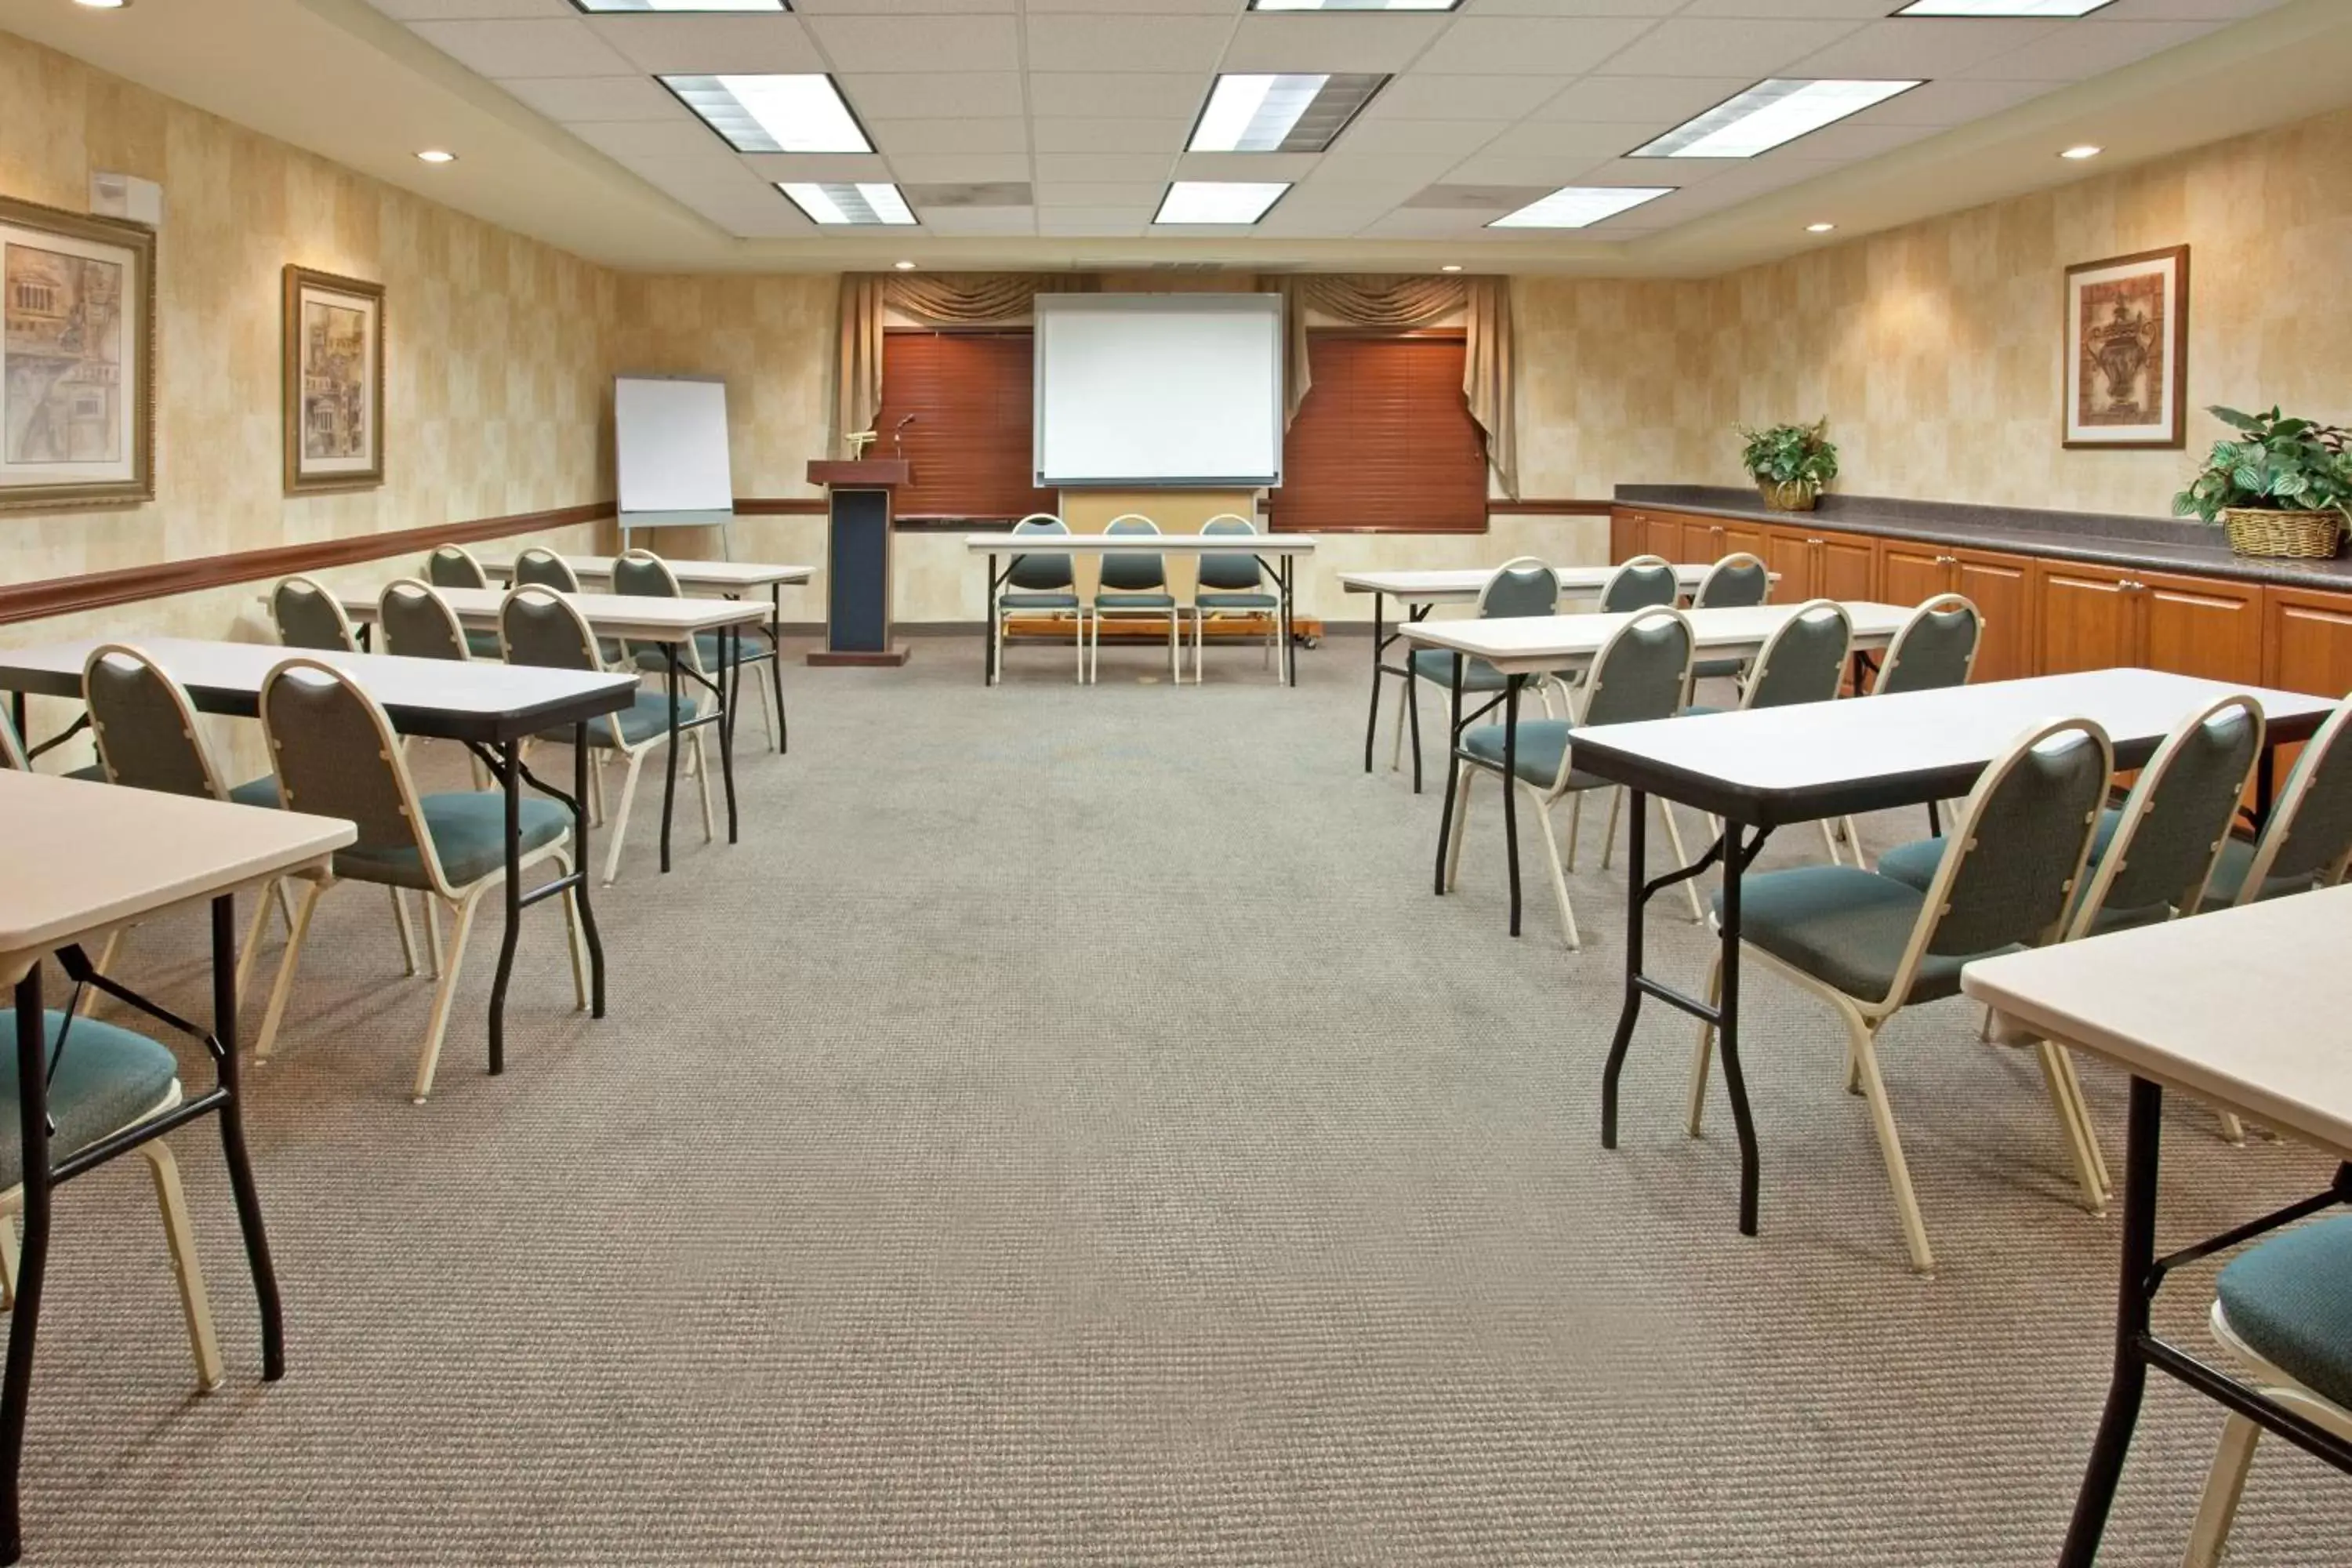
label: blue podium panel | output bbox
[827,488,892,653]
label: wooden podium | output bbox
[806,458,911,666]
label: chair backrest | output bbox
[2234,697,2352,903]
[2074,694,2264,935]
[270,575,358,652]
[1876,593,1981,697]
[1099,514,1165,593]
[84,644,227,800]
[1599,554,1680,614]
[1197,514,1263,592]
[378,579,470,663]
[1741,600,1851,712]
[1693,552,1769,611]
[424,544,488,590]
[513,546,581,593]
[1006,514,1074,593]
[611,548,681,599]
[261,657,445,893]
[1476,556,1561,620]
[1577,606,1696,732]
[499,584,601,674]
[1909,718,2112,985]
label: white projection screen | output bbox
[1034,294,1283,488]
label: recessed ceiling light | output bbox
[1806,222,1836,233]
[1632,79,1922,159]
[1488,186,1672,230]
[1190,74,1387,154]
[1895,0,2113,14]
[2060,143,2103,160]
[572,1,783,11]
[892,260,916,270]
[1249,0,1458,9]
[779,183,916,226]
[1439,264,1463,273]
[415,150,457,164]
[1154,182,1290,226]
[664,74,870,154]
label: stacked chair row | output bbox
[992,512,1283,686]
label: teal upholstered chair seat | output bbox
[1718,864,2017,1005]
[1196,590,1277,609]
[228,776,282,810]
[2218,1214,2352,1410]
[0,1011,178,1191]
[1000,590,1081,610]
[1678,702,1726,718]
[1095,590,1177,609]
[65,763,106,782]
[633,631,763,673]
[1461,718,1595,790]
[1690,657,1748,681]
[465,630,503,661]
[2198,835,2329,910]
[1409,648,1508,692]
[336,792,570,890]
[601,691,699,748]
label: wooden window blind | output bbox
[1272,333,1488,534]
[873,330,1058,522]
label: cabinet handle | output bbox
[1806,537,1825,546]
[1934,554,1957,566]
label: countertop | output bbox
[1614,485,2352,593]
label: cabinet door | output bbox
[2267,586,2352,695]
[1639,514,1683,561]
[1610,508,1642,564]
[1951,550,2036,684]
[1815,531,1878,603]
[2037,563,2140,674]
[1878,543,1951,612]
[2140,569,2263,684]
[1762,529,1814,604]
[1718,521,1769,566]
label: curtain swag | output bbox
[834,273,1095,456]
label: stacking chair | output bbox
[269,575,358,653]
[2198,695,2352,911]
[1688,717,2112,1272]
[513,547,625,666]
[1396,557,1561,789]
[1837,593,1984,862]
[1190,514,1282,684]
[379,579,493,790]
[1089,514,1183,683]
[2180,1218,2352,1568]
[1678,599,1853,868]
[611,548,781,753]
[1443,606,1697,952]
[422,544,502,657]
[0,1008,229,1392]
[253,657,588,1102]
[993,514,1090,685]
[501,586,710,887]
[1599,554,1681,613]
[1686,552,1772,684]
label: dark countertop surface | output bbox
[1614,485,2352,593]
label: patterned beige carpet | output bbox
[13,637,2346,1565]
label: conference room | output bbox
[4,0,2350,1563]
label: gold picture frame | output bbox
[282,264,385,494]
[0,194,156,510]
[2063,245,2188,450]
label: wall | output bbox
[0,27,616,766]
[1707,103,2352,517]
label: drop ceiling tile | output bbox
[1033,182,1168,207]
[1442,152,1620,184]
[915,207,1039,236]
[1024,15,1236,74]
[1033,153,1181,183]
[1251,205,1377,238]
[1031,119,1191,154]
[887,152,1035,183]
[408,19,636,77]
[866,118,1031,154]
[1173,151,1321,180]
[1293,170,1435,202]
[794,0,1013,9]
[1533,75,1748,121]
[1411,17,1661,74]
[1028,73,1207,118]
[584,16,823,73]
[2102,0,2286,16]
[1595,18,1867,76]
[1851,76,2056,125]
[1038,210,1149,235]
[498,75,687,122]
[1307,148,1462,183]
[1962,19,2215,79]
[1468,0,1685,13]
[615,152,780,195]
[567,120,720,161]
[1027,0,1235,9]
[838,72,1026,120]
[1453,119,1645,160]
[1786,18,2063,78]
[1330,118,1505,158]
[1357,209,1501,238]
[1766,119,1945,162]
[1570,155,1730,186]
[736,152,896,181]
[368,0,569,18]
[1219,15,1450,74]
[802,15,1023,74]
[1361,74,1559,121]
[1674,0,1899,14]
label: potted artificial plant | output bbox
[2173,405,2352,559]
[1738,419,1838,513]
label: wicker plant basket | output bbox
[1758,479,1819,513]
[2221,506,2344,559]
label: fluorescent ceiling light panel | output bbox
[1154,182,1289,225]
[575,0,784,10]
[1632,79,1922,159]
[1487,186,1671,229]
[1249,0,1459,9]
[1894,0,2112,15]
[663,74,869,154]
[779,182,916,226]
[1190,74,1387,154]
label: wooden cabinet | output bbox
[1878,543,1951,608]
[1610,508,1642,564]
[2037,564,2142,674]
[2266,585,2352,695]
[1762,529,1814,604]
[1816,531,1878,602]
[2035,561,2263,684]
[1952,550,2035,683]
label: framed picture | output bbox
[2063,245,2188,449]
[282,265,384,494]
[0,195,156,510]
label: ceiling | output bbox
[5,0,2350,273]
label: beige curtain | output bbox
[833,273,1096,456]
[1278,274,1517,499]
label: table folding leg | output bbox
[656,630,742,873]
[470,726,608,1074]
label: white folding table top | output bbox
[0,771,354,987]
[1399,601,1908,677]
[343,586,765,641]
[1565,668,2339,825]
[477,555,811,591]
[1962,885,2352,1162]
[1340,564,1717,602]
[964,532,1319,554]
